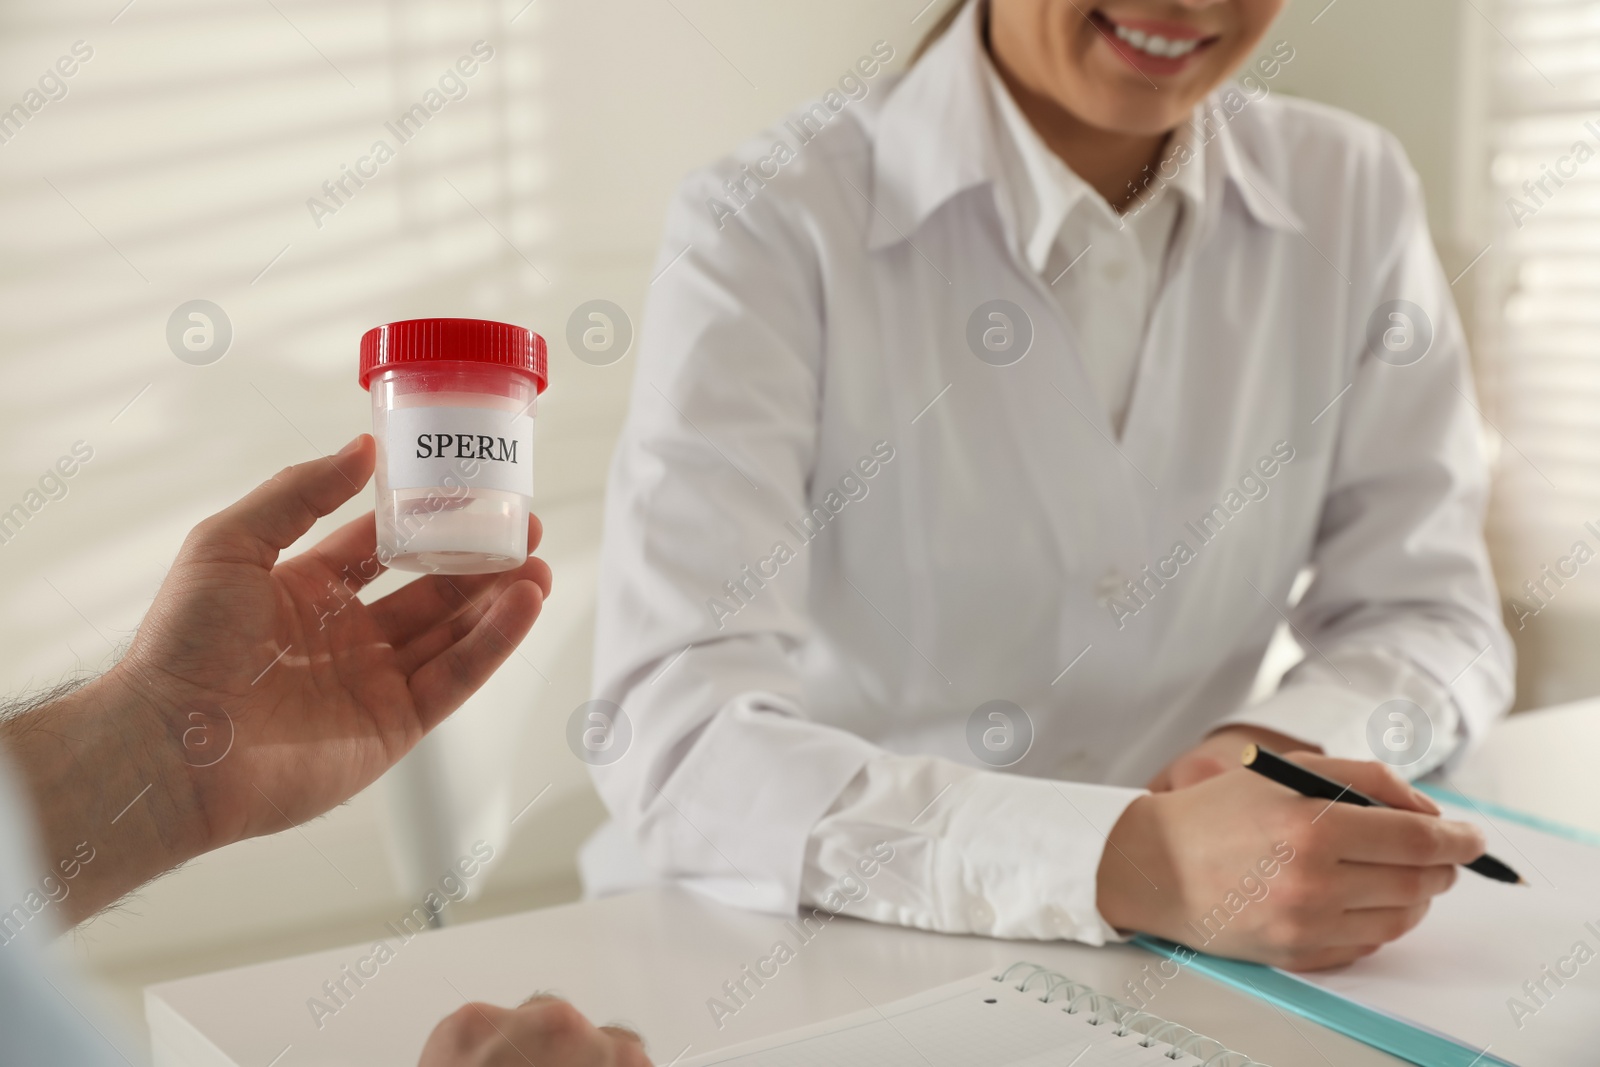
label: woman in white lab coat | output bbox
[589,0,1510,970]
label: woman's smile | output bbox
[1092,9,1222,76]
[988,0,1280,143]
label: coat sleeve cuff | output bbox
[1215,681,1462,778]
[803,756,1146,945]
[1216,682,1374,757]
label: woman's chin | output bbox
[1075,95,1203,139]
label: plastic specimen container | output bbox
[360,318,548,574]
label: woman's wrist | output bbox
[1095,791,1180,939]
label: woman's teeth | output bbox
[1111,23,1202,59]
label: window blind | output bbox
[1482,0,1600,625]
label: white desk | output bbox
[1442,697,1600,836]
[147,886,1408,1067]
[146,700,1600,1067]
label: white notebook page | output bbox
[680,969,1219,1067]
[1284,797,1600,1067]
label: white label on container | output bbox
[385,405,534,496]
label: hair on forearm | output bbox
[0,675,93,740]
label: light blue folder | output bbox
[1132,784,1599,1067]
[1131,934,1516,1067]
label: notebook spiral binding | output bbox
[995,963,1270,1067]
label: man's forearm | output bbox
[0,667,205,925]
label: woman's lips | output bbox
[1092,10,1219,77]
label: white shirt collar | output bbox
[864,0,1296,253]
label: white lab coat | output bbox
[588,0,1512,942]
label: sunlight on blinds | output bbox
[0,0,928,697]
[1484,0,1600,622]
[0,0,553,691]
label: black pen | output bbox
[1241,744,1525,885]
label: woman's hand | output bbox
[6,435,551,922]
[1098,754,1481,971]
[419,997,652,1067]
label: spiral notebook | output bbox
[679,962,1268,1067]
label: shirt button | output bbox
[1094,569,1128,604]
[969,901,995,928]
[1102,261,1128,282]
[1046,905,1077,932]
